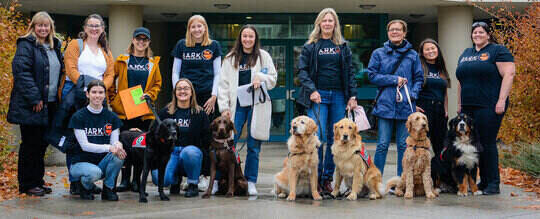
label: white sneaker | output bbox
[211,180,219,195]
[198,176,209,192]
[248,181,258,196]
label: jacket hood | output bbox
[17,35,62,48]
[383,40,413,53]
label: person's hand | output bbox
[33,101,43,112]
[129,128,142,132]
[310,91,321,104]
[252,76,261,89]
[204,95,217,115]
[140,93,150,101]
[110,142,127,160]
[221,110,231,119]
[445,111,448,118]
[416,106,425,113]
[495,99,506,114]
[397,77,408,87]
[347,97,357,111]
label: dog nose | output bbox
[422,123,427,128]
[343,135,348,140]
[293,126,297,131]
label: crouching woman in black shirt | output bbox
[68,80,126,201]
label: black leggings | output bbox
[462,106,505,190]
[417,99,447,156]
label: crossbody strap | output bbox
[373,48,410,104]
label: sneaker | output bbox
[211,180,219,195]
[198,176,209,192]
[248,182,258,196]
[321,180,333,194]
[101,186,119,201]
[184,183,199,198]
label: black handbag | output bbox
[367,48,411,130]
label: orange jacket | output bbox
[109,54,162,121]
[59,39,115,100]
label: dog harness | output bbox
[132,133,147,148]
[212,136,241,164]
[354,146,372,167]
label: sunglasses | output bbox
[472,21,488,28]
[135,37,150,42]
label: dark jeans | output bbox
[417,99,447,156]
[18,102,56,193]
[461,106,505,191]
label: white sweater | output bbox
[218,49,277,120]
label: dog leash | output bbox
[313,103,325,147]
[396,83,414,113]
[144,96,162,123]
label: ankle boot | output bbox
[116,167,131,192]
[79,182,94,200]
[184,183,199,198]
[70,181,81,195]
[101,186,119,201]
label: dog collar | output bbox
[408,144,430,151]
[288,151,312,157]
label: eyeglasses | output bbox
[472,21,488,28]
[176,86,191,91]
[388,28,403,33]
[85,24,102,29]
[135,37,149,42]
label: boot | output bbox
[79,182,94,200]
[91,185,102,194]
[101,186,119,201]
[70,181,81,195]
[184,183,199,198]
[116,167,131,192]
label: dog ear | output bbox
[333,123,340,142]
[307,118,317,135]
[209,119,218,132]
[406,117,412,133]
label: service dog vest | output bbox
[355,146,372,167]
[132,133,147,148]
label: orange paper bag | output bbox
[119,85,151,120]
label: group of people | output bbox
[8,7,514,201]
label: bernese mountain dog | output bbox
[432,113,483,196]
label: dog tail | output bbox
[385,176,401,194]
[377,182,386,196]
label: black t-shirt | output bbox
[68,107,122,165]
[419,63,447,102]
[316,39,342,90]
[158,107,191,147]
[171,39,222,94]
[127,55,149,89]
[238,53,252,86]
[456,43,514,107]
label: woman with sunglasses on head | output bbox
[61,13,115,195]
[217,25,277,196]
[8,11,63,196]
[456,21,515,195]
[367,19,424,177]
[171,15,222,121]
[297,8,357,194]
[417,38,451,159]
[110,27,163,192]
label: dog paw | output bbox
[426,192,436,199]
[287,193,296,201]
[473,190,483,196]
[312,192,322,201]
[139,197,148,203]
[395,190,404,197]
[434,188,441,195]
[404,192,413,199]
[278,193,287,198]
[330,190,339,198]
[369,193,377,200]
[457,191,468,197]
[346,193,357,201]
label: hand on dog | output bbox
[416,106,425,113]
[204,95,217,115]
[110,142,126,160]
[221,110,231,119]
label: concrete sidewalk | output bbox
[1,143,538,219]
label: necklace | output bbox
[132,55,147,66]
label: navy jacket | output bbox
[8,35,63,126]
[367,40,424,120]
[296,40,357,108]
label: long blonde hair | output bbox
[185,15,211,47]
[167,78,202,115]
[307,8,344,45]
[22,11,57,49]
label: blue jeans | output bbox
[374,118,408,176]
[234,103,262,183]
[70,153,124,190]
[307,89,346,182]
[61,80,75,98]
[63,80,75,182]
[151,146,202,186]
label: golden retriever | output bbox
[331,118,385,200]
[274,116,322,201]
[386,112,438,199]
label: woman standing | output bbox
[456,22,515,195]
[8,11,63,196]
[367,19,423,176]
[152,79,212,198]
[417,38,450,157]
[296,8,357,193]
[218,25,277,195]
[69,80,125,201]
[110,27,162,192]
[171,15,221,120]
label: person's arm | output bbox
[457,81,461,113]
[74,129,111,153]
[367,50,400,87]
[12,40,40,105]
[109,129,120,145]
[495,62,516,114]
[217,58,232,115]
[146,57,162,101]
[211,57,221,96]
[63,40,82,83]
[297,45,316,95]
[172,58,182,89]
[444,91,448,117]
[102,50,115,91]
[254,50,277,90]
[410,54,424,100]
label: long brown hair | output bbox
[307,8,344,45]
[225,25,261,68]
[167,78,202,115]
[185,15,211,47]
[22,11,57,49]
[78,14,109,52]
[418,38,451,88]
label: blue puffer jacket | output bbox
[367,40,424,120]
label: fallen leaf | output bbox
[511,192,519,197]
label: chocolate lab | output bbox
[119,118,178,203]
[202,116,248,198]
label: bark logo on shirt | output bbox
[319,47,340,55]
[239,63,250,72]
[84,123,112,137]
[175,118,190,128]
[127,63,149,72]
[479,53,489,61]
[104,123,113,136]
[202,49,213,60]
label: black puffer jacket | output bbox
[296,40,357,108]
[7,35,63,126]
